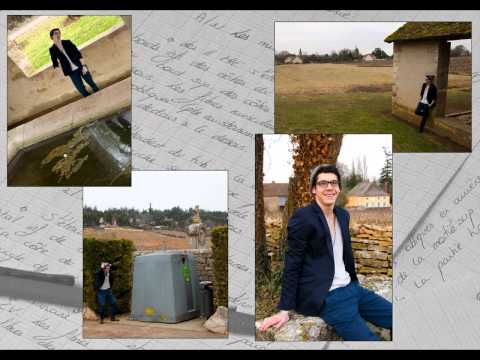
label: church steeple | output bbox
[299,48,302,57]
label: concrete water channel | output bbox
[8,110,131,186]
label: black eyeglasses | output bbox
[316,180,339,188]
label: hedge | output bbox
[83,237,135,315]
[211,226,228,309]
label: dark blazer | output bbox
[277,201,358,316]
[420,83,437,108]
[49,40,83,76]
[94,269,114,291]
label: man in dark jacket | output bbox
[94,262,119,324]
[49,28,100,97]
[258,164,392,341]
[418,74,437,132]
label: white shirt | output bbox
[58,45,79,72]
[421,84,430,105]
[329,217,351,291]
[100,272,111,290]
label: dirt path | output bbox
[83,314,225,338]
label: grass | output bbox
[15,15,124,71]
[275,88,471,152]
[256,272,282,341]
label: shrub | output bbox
[211,226,228,309]
[83,237,135,315]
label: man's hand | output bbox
[258,310,289,332]
[82,65,88,75]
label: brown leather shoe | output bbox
[110,317,120,322]
[100,318,104,324]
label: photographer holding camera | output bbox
[94,262,119,324]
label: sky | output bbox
[84,171,228,211]
[263,134,392,183]
[275,22,471,56]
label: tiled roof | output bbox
[347,181,388,197]
[263,182,288,197]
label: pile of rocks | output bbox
[350,224,392,276]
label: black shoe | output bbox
[100,318,104,324]
[110,317,120,322]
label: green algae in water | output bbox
[41,127,91,182]
[8,110,132,186]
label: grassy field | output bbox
[275,64,471,152]
[276,63,471,96]
[15,15,123,71]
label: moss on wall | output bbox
[385,22,471,43]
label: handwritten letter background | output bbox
[0,10,479,349]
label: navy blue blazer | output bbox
[277,201,358,316]
[49,40,83,76]
[420,83,437,108]
[94,269,114,291]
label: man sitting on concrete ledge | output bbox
[49,28,100,97]
[258,164,392,341]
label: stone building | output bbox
[362,54,377,62]
[346,181,390,208]
[284,48,303,64]
[384,22,471,148]
[263,182,288,222]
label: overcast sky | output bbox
[263,134,392,183]
[84,171,228,211]
[275,22,471,56]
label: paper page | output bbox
[1,9,479,350]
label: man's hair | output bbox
[49,28,60,38]
[309,164,342,192]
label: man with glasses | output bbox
[258,164,392,341]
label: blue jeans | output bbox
[97,288,118,319]
[69,68,99,97]
[319,281,392,341]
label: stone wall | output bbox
[392,40,449,126]
[7,77,131,164]
[264,197,283,223]
[265,221,284,273]
[351,224,393,276]
[265,221,393,277]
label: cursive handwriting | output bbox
[454,175,480,205]
[0,318,23,337]
[437,242,462,282]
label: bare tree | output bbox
[289,134,344,209]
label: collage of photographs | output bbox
[3,14,472,346]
